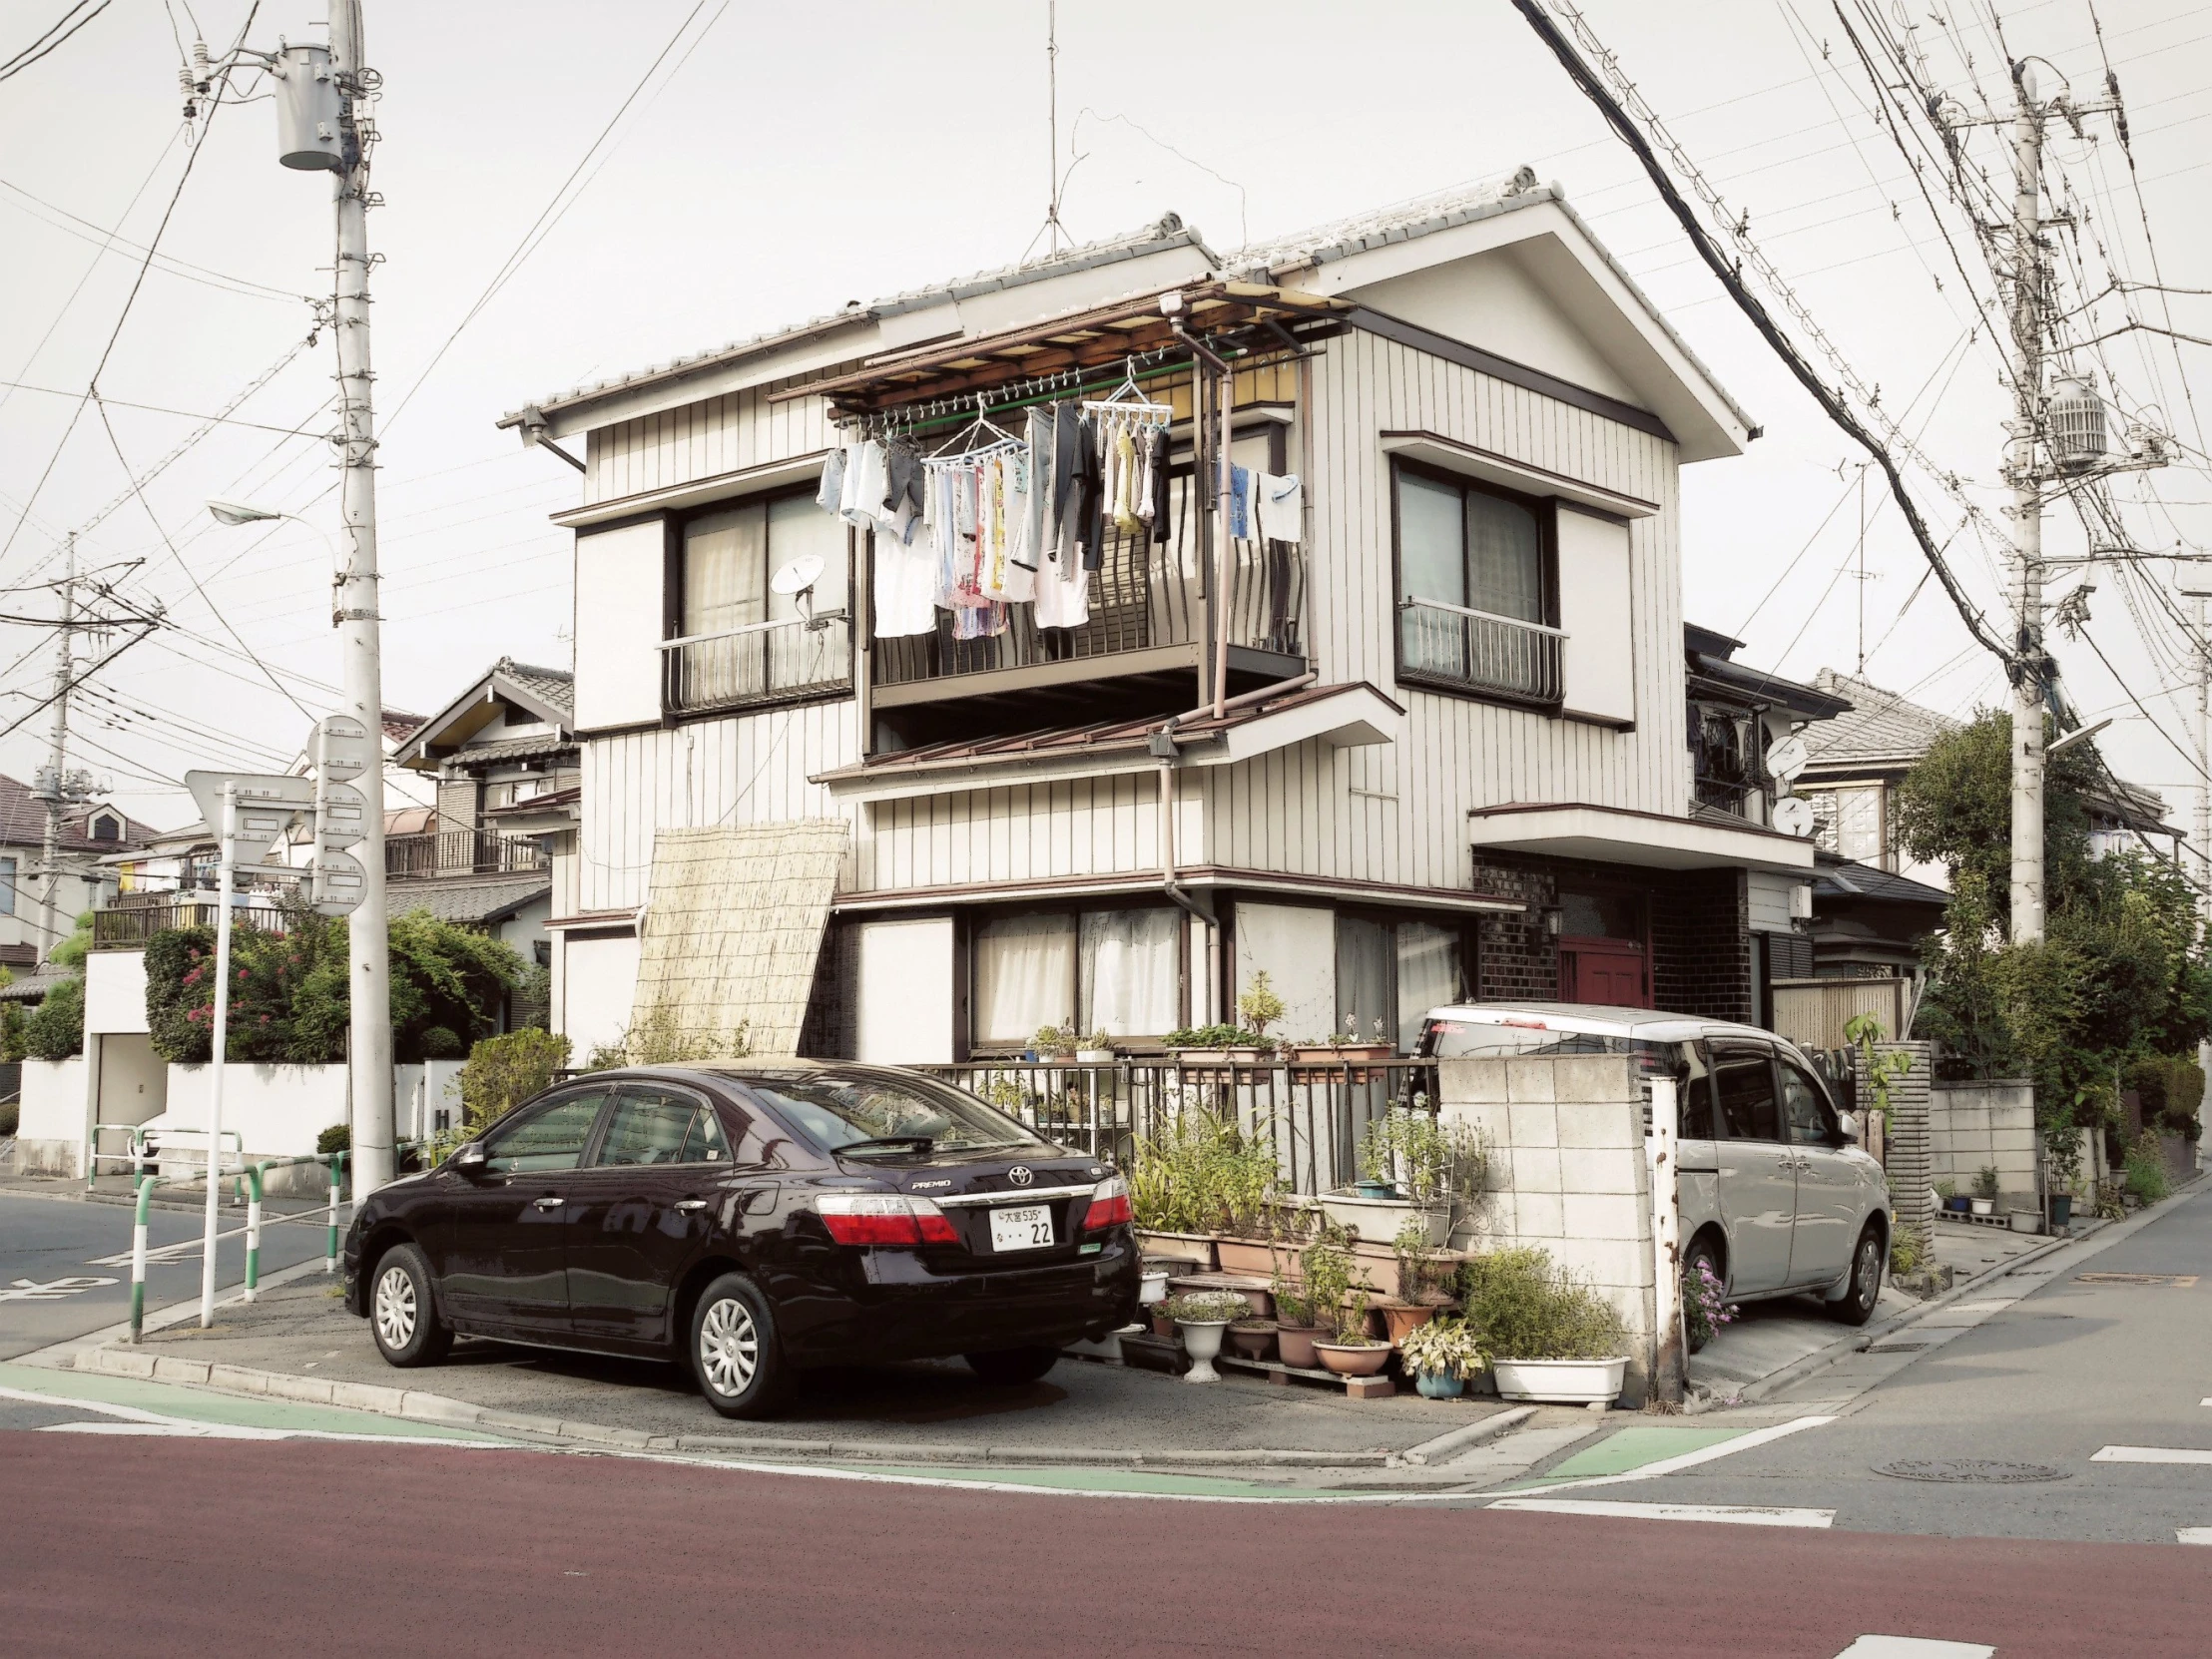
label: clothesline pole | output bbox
[1213,361,1235,719]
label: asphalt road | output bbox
[1,1433,2203,1658]
[0,1191,331,1359]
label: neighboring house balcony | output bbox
[386,829,549,881]
[93,891,289,949]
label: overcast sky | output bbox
[2,0,2208,832]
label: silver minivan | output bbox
[1416,1002,1893,1338]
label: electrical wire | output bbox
[0,0,113,83]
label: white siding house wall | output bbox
[583,387,839,510]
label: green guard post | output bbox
[128,1174,155,1344]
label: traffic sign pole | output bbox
[199,783,237,1329]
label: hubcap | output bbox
[1859,1240,1881,1304]
[699,1296,759,1396]
[374,1264,417,1350]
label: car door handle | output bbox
[533,1197,564,1210]
[674,1200,709,1213]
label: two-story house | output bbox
[503,173,1829,1064]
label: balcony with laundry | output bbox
[776,282,1351,749]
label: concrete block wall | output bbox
[10,1058,87,1176]
[1437,1053,1657,1405]
[1930,1080,2037,1210]
[1860,1040,1935,1248]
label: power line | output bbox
[0,0,113,83]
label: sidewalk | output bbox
[0,1171,337,1219]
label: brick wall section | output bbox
[1437,1053,1658,1406]
[435,774,480,834]
[1651,867,1751,1023]
[1862,1039,1935,1249]
[1471,859,1558,1002]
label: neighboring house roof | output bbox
[0,962,73,1003]
[389,875,549,928]
[1685,625,1853,721]
[1800,670,1963,774]
[381,709,424,743]
[1813,852,1949,907]
[0,776,161,853]
[398,658,577,770]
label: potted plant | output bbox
[1163,1023,1277,1066]
[1320,1109,1484,1252]
[1461,1246,1630,1405]
[1312,1283,1391,1378]
[1237,971,1286,1044]
[1379,1217,1459,1342]
[1289,1014,1396,1079]
[1936,1177,1969,1214]
[1271,1281,1325,1370]
[1227,1316,1279,1360]
[1032,1022,1078,1062]
[1164,1290,1248,1383]
[1075,1029,1117,1064]
[1397,1317,1487,1399]
[1971,1166,2000,1218]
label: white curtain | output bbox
[684,504,767,636]
[1079,908,1180,1037]
[1394,920,1464,1053]
[973,913,1076,1045]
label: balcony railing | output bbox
[1693,773,1763,819]
[1397,597,1563,704]
[661,614,851,715]
[873,473,1304,691]
[386,830,548,880]
[94,896,287,949]
[918,1058,1436,1197]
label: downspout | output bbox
[1150,715,1206,924]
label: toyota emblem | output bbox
[1008,1166,1033,1187]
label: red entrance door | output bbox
[1558,939,1651,1008]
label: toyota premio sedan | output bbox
[342,1063,1140,1417]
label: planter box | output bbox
[1214,1237,1296,1278]
[1317,1190,1451,1249]
[1491,1357,1629,1405]
[1136,1230,1218,1272]
[2006,1210,2042,1234]
[1165,1047,1274,1067]
[1287,1044,1394,1082]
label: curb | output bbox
[1399,1405,1536,1465]
[1734,1177,2201,1405]
[64,1346,1427,1468]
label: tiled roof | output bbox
[451,734,576,766]
[0,963,74,1003]
[1220,169,1546,276]
[389,876,549,927]
[381,710,423,743]
[493,658,574,722]
[1800,671,1961,771]
[0,776,161,852]
[1814,852,1949,907]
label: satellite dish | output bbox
[770,555,824,597]
[1773,796,1817,838]
[1765,735,1810,785]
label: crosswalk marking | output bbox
[2093,1445,2212,1465]
[1487,1496,1835,1528]
[1831,1639,1994,1658]
[2176,1528,2212,1544]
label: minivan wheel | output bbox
[369,1243,452,1368]
[690,1273,789,1419]
[965,1347,1060,1386]
[1681,1236,1725,1354]
[1828,1227,1885,1326]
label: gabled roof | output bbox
[398,658,576,770]
[0,777,161,853]
[1686,626,1853,721]
[1800,670,1962,774]
[390,875,550,928]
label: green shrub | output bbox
[2124,1128,2172,1205]
[316,1123,350,1155]
[579,1002,748,1071]
[1,999,26,1063]
[1126,1104,1282,1235]
[1458,1246,1627,1362]
[0,1099,19,1136]
[24,975,83,1060]
[458,1029,572,1132]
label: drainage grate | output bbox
[1875,1458,2068,1483]
[2074,1273,2199,1287]
[1866,1343,1930,1354]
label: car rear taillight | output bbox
[1082,1174,1132,1233]
[816,1193,960,1247]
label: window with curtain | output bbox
[676,491,850,710]
[1395,463,1554,701]
[973,906,1181,1047]
[1333,913,1467,1053]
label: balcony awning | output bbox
[1468,802,1816,874]
[813,681,1402,806]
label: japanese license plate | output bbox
[989,1204,1054,1253]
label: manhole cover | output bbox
[2074,1273,2198,1287]
[1866,1343,1929,1354]
[1875,1458,2067,1483]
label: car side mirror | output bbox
[1837,1113,1862,1146]
[451,1144,489,1176]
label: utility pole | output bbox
[2187,589,2212,1087]
[2005,65,2049,946]
[35,532,82,958]
[326,0,393,1195]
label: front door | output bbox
[1559,940,1649,1007]
[438,1087,613,1335]
[1709,1042,1796,1295]
[565,1082,743,1347]
[1780,1058,1860,1287]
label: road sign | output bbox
[313,781,368,849]
[1772,796,1817,837]
[183,771,315,861]
[313,714,375,783]
[311,846,366,916]
[1764,734,1810,785]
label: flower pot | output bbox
[1150,1308,1175,1339]
[1227,1319,1278,1360]
[1168,1046,1271,1068]
[1316,1191,1452,1250]
[1355,1178,1401,1200]
[1944,1196,1972,1213]
[2049,1194,2073,1229]
[1312,1341,1392,1378]
[1970,1198,1995,1217]
[1213,1238,1283,1277]
[1380,1304,1436,1347]
[1176,1320,1230,1383]
[2007,1209,2042,1235]
[1490,1357,1629,1405]
[1136,1231,1218,1272]
[1414,1370,1466,1400]
[1138,1270,1169,1306]
[1076,1049,1115,1063]
[1275,1324,1324,1369]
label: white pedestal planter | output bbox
[1177,1320,1229,1383]
[1490,1357,1629,1405]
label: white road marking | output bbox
[87,1224,249,1267]
[1832,1639,1994,1658]
[1498,1414,1837,1497]
[1487,1496,1834,1528]
[0,1382,505,1447]
[2176,1528,2212,1544]
[0,1276,118,1303]
[2093,1445,2212,1465]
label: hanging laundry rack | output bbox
[923,392,1021,458]
[835,345,1187,439]
[1080,355,1174,423]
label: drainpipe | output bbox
[1151,715,1205,924]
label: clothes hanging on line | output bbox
[1227,464,1253,541]
[1255,472,1304,544]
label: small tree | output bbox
[1237,970,1286,1038]
[24,974,83,1060]
[458,1028,572,1132]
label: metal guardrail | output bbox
[1397,596,1563,703]
[94,901,286,949]
[385,829,549,879]
[919,1057,1438,1196]
[660,614,851,714]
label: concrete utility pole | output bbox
[36,532,81,957]
[2005,67,2049,946]
[326,0,394,1196]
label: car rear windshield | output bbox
[1418,1018,1687,1080]
[744,1073,1036,1155]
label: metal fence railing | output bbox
[93,899,287,949]
[660,615,851,715]
[1397,596,1563,704]
[918,1058,1438,1196]
[386,829,550,880]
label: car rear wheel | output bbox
[369,1243,452,1368]
[1828,1226,1885,1326]
[965,1346,1060,1386]
[690,1273,789,1418]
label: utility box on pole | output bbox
[273,44,342,172]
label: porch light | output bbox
[1540,905,1564,939]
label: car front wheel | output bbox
[690,1273,789,1418]
[1828,1226,1885,1326]
[369,1243,453,1368]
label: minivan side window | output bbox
[1712,1047,1780,1141]
[1679,1043,1715,1139]
[1778,1062,1835,1145]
